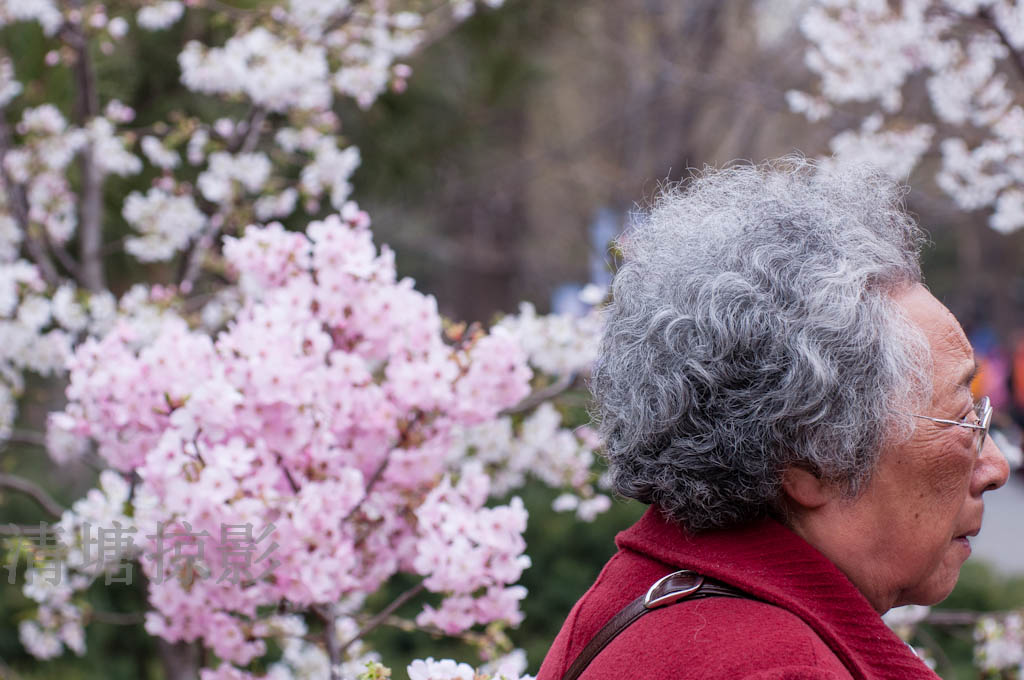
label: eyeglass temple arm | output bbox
[909,413,986,430]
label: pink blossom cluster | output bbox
[0,0,512,454]
[50,212,533,676]
[794,0,1024,233]
[414,464,530,633]
[456,300,610,520]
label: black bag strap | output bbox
[559,570,752,680]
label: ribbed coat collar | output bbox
[615,506,940,680]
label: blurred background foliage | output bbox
[3,1,1024,679]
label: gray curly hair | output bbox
[592,157,932,531]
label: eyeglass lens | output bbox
[975,397,991,455]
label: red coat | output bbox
[536,507,940,680]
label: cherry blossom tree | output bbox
[0,1,609,678]
[791,0,1024,234]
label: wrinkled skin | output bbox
[788,283,1010,613]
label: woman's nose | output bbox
[976,434,1011,495]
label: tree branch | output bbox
[0,109,60,286]
[339,581,426,654]
[377,615,490,645]
[503,372,581,415]
[178,106,267,292]
[0,655,26,680]
[178,218,219,291]
[314,605,342,680]
[231,106,267,154]
[98,234,129,258]
[342,411,430,527]
[923,609,994,626]
[274,452,301,494]
[417,1,473,52]
[978,8,1024,83]
[911,624,954,678]
[64,10,104,291]
[198,0,262,17]
[342,454,391,525]
[6,428,47,447]
[320,0,369,36]
[89,610,146,626]
[46,236,85,282]
[342,411,436,528]
[0,523,50,535]
[0,473,66,518]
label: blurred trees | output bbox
[354,0,1024,335]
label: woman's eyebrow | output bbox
[957,360,980,393]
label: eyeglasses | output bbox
[909,396,992,457]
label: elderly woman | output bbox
[536,158,1009,680]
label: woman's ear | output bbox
[781,465,832,510]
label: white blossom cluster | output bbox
[86,117,143,176]
[123,187,206,262]
[247,608,380,680]
[0,0,63,35]
[300,140,361,210]
[17,599,85,659]
[448,402,607,519]
[137,1,184,31]
[179,28,332,113]
[976,612,1024,674]
[140,136,180,170]
[0,181,23,262]
[496,301,603,377]
[198,151,273,205]
[16,470,138,659]
[0,262,114,441]
[0,54,21,106]
[6,106,84,245]
[173,0,499,113]
[824,114,935,181]
[3,103,140,251]
[794,0,1024,232]
[407,654,533,680]
[0,0,508,281]
[59,471,139,567]
[882,604,931,640]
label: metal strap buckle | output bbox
[643,569,705,609]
